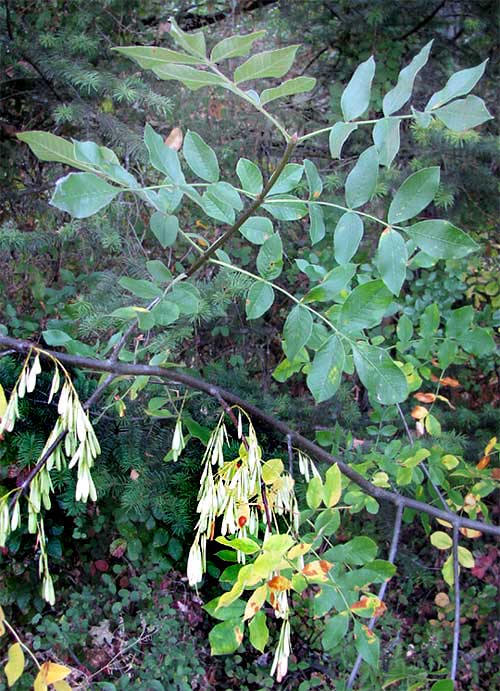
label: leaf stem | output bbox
[298,113,416,143]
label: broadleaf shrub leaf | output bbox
[383,41,433,115]
[246,282,274,319]
[341,56,376,121]
[353,343,408,404]
[405,220,478,258]
[51,172,119,218]
[345,146,378,209]
[234,45,299,83]
[183,131,219,182]
[307,334,345,403]
[388,167,440,224]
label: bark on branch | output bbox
[1,333,499,539]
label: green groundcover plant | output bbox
[0,18,498,690]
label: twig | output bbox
[346,502,404,689]
[185,135,298,278]
[451,523,461,681]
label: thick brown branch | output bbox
[1,334,499,538]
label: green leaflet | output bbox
[234,45,299,83]
[50,172,119,218]
[209,620,244,655]
[309,205,325,245]
[248,611,269,653]
[339,280,392,332]
[236,158,263,194]
[283,304,313,362]
[119,277,162,300]
[256,233,283,279]
[306,334,345,403]
[404,220,479,259]
[246,282,274,319]
[202,192,235,224]
[144,124,184,183]
[151,300,180,326]
[375,229,408,296]
[304,159,323,198]
[334,212,364,264]
[211,30,266,62]
[112,45,203,68]
[352,343,408,405]
[434,95,492,131]
[260,76,316,105]
[427,59,488,110]
[383,41,433,115]
[388,167,440,224]
[17,131,95,171]
[149,213,179,248]
[345,146,378,209]
[152,63,226,90]
[304,264,356,303]
[262,195,308,221]
[239,216,273,244]
[322,613,349,651]
[354,620,380,668]
[329,122,358,159]
[341,56,375,121]
[206,182,243,211]
[270,163,303,195]
[168,16,206,57]
[146,260,172,283]
[372,118,400,167]
[183,130,219,182]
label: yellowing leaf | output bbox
[0,383,7,419]
[165,126,183,151]
[459,527,482,539]
[5,642,25,686]
[39,661,72,683]
[54,682,73,691]
[287,542,312,560]
[434,592,450,608]
[414,392,436,403]
[301,559,332,581]
[411,405,428,420]
[243,584,267,621]
[457,546,475,569]
[476,455,490,470]
[430,531,452,550]
[33,676,48,691]
[484,436,497,456]
[267,575,291,592]
[0,605,5,636]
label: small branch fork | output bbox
[1,335,499,539]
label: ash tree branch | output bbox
[1,335,499,539]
